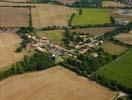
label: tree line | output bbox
[0,52,55,80]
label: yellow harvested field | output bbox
[0,0,27,2]
[114,33,132,45]
[0,66,116,100]
[56,0,76,4]
[32,4,76,28]
[73,27,115,36]
[0,33,24,68]
[103,1,127,8]
[0,7,29,27]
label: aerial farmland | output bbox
[0,6,30,27]
[0,0,132,100]
[32,4,76,28]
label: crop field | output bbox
[56,0,76,4]
[101,42,127,55]
[0,0,27,2]
[96,49,132,89]
[0,6,29,27]
[32,4,76,28]
[72,8,111,26]
[37,30,64,45]
[0,33,24,69]
[114,33,132,45]
[72,27,115,36]
[103,1,127,8]
[0,66,116,100]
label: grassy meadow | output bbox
[72,8,111,26]
[37,30,64,46]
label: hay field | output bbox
[0,7,29,27]
[0,33,24,68]
[103,1,127,8]
[0,0,27,2]
[72,27,115,36]
[114,33,132,45]
[32,4,76,28]
[56,0,76,4]
[101,42,127,55]
[0,66,116,100]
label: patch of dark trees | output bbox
[103,22,132,48]
[0,52,55,80]
[15,27,33,52]
[60,48,117,76]
[70,0,102,8]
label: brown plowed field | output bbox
[32,4,76,28]
[0,0,27,2]
[72,27,115,36]
[103,1,127,8]
[0,66,116,100]
[0,7,29,27]
[0,33,24,68]
[114,33,132,45]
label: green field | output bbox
[72,8,111,26]
[96,49,132,89]
[37,30,64,46]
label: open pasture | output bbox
[0,6,29,27]
[72,27,115,36]
[32,4,76,28]
[0,66,116,100]
[96,49,132,89]
[71,8,111,26]
[37,30,64,45]
[101,41,127,55]
[0,33,24,69]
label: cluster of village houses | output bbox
[27,32,104,58]
[68,33,104,57]
[27,34,76,58]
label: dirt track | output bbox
[0,66,116,100]
[0,33,24,68]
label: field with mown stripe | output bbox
[96,49,132,89]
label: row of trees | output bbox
[71,0,103,8]
[103,22,132,47]
[0,52,55,80]
[94,74,132,94]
